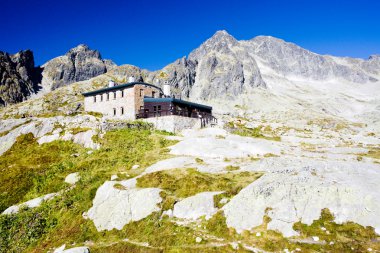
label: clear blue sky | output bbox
[1,0,379,70]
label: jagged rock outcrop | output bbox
[149,30,266,101]
[0,50,42,106]
[0,45,115,107]
[148,57,197,99]
[41,44,116,91]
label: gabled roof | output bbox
[82,82,163,97]
[144,97,212,110]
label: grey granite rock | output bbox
[247,35,378,83]
[41,44,115,91]
[0,50,42,106]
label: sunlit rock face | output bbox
[41,44,116,91]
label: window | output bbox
[121,107,124,115]
[93,96,96,103]
[157,105,161,111]
[140,89,143,97]
[100,94,103,102]
[121,90,124,97]
[152,91,156,98]
[113,92,116,99]
[153,106,157,112]
[113,108,116,116]
[107,93,109,101]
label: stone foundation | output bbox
[142,115,201,133]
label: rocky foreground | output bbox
[0,109,379,252]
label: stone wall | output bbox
[143,115,201,133]
[100,120,153,132]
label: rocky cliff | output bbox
[0,45,115,107]
[41,44,116,91]
[0,50,42,106]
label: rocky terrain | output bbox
[0,31,379,252]
[0,45,115,106]
[0,50,42,106]
[40,44,116,92]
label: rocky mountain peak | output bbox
[66,44,102,61]
[210,30,236,42]
[189,30,237,61]
[41,44,115,90]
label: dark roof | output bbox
[144,97,212,110]
[82,82,163,97]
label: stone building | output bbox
[83,80,163,119]
[82,79,214,123]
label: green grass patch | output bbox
[0,133,85,212]
[70,127,91,135]
[0,204,58,252]
[225,122,281,142]
[0,128,177,252]
[86,111,103,118]
[225,165,240,171]
[195,158,204,164]
[203,211,292,252]
[359,148,380,160]
[136,169,263,199]
[293,208,380,252]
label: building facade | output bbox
[83,81,164,119]
[83,80,213,122]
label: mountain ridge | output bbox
[0,30,379,108]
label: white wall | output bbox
[84,87,136,119]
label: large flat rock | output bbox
[170,128,281,158]
[87,181,162,231]
[173,191,223,220]
[223,159,380,237]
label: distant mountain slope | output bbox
[144,30,379,102]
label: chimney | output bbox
[163,81,171,97]
[108,80,115,87]
[128,76,135,83]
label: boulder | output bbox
[173,191,223,220]
[87,181,162,231]
[2,193,57,215]
[65,172,80,185]
[223,159,380,237]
